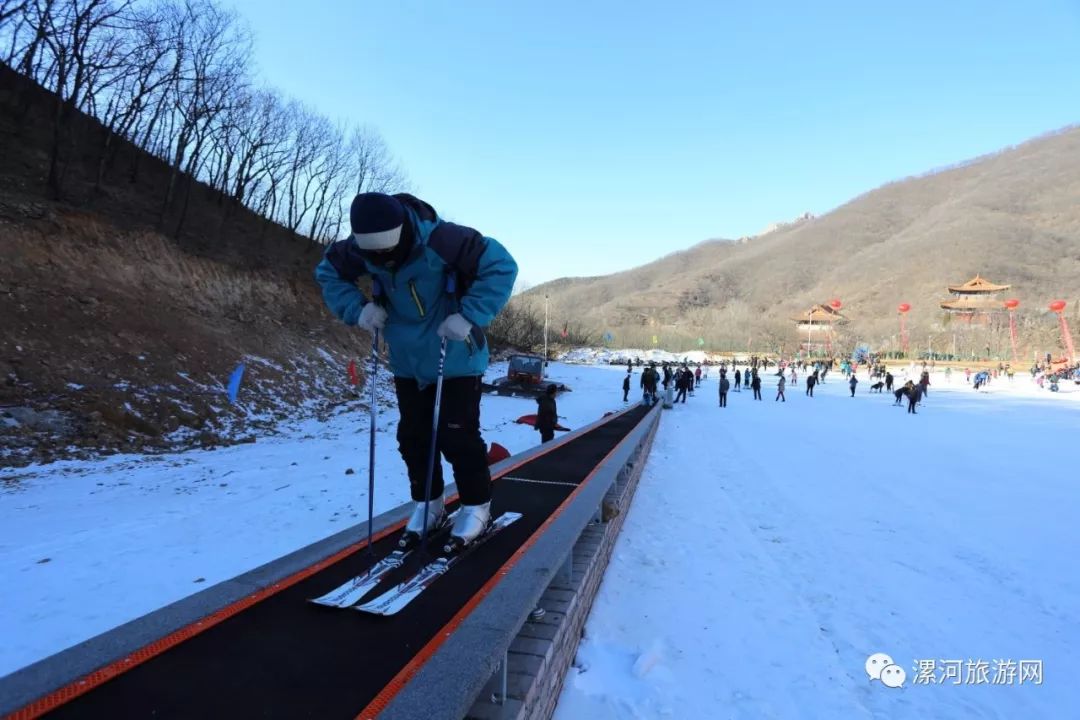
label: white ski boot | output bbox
[399,495,446,548]
[444,501,491,554]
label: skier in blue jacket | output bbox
[315,192,518,547]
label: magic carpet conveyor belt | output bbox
[8,404,652,720]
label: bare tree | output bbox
[348,124,406,195]
[0,1,29,58]
[306,124,350,244]
[92,2,174,189]
[280,104,326,238]
[2,0,408,248]
[25,0,137,197]
[0,0,27,27]
[158,0,250,234]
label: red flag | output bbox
[560,322,568,339]
[347,359,359,386]
[486,442,511,465]
[514,414,570,431]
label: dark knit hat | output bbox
[350,193,404,250]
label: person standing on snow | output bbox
[849,374,859,397]
[675,367,690,403]
[806,371,817,397]
[885,371,894,392]
[622,373,630,402]
[718,373,730,407]
[776,374,786,402]
[908,380,922,413]
[734,368,742,392]
[315,192,517,548]
[641,362,659,405]
[535,384,558,443]
[751,371,763,400]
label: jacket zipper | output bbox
[408,280,426,318]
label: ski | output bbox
[309,511,458,609]
[354,512,523,617]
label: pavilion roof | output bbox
[939,297,1008,312]
[791,304,848,324]
[946,274,1011,294]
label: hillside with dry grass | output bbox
[526,127,1080,355]
[1,65,364,466]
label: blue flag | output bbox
[227,362,245,404]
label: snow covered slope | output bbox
[556,370,1079,719]
[0,361,623,677]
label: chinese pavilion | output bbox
[939,275,1011,324]
[792,304,848,355]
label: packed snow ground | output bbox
[556,366,1079,719]
[0,360,623,677]
[3,356,1078,720]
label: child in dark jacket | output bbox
[536,385,558,443]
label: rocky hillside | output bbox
[526,126,1080,354]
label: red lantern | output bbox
[829,299,842,310]
[1004,299,1019,310]
[898,303,911,314]
[1049,300,1067,313]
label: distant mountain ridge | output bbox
[525,126,1080,355]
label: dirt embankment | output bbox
[0,65,369,467]
[0,204,368,466]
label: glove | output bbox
[437,313,473,342]
[357,303,387,334]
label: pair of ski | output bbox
[311,511,522,616]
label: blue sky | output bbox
[224,0,1080,288]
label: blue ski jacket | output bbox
[315,194,518,385]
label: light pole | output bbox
[543,294,549,377]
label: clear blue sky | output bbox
[224,0,1080,288]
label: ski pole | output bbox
[419,273,458,551]
[366,328,379,556]
[419,336,448,550]
[366,278,383,556]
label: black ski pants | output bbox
[753,387,762,400]
[907,396,917,414]
[676,387,687,403]
[623,388,629,402]
[719,391,727,407]
[539,427,555,443]
[394,375,491,505]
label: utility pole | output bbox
[543,294,549,377]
